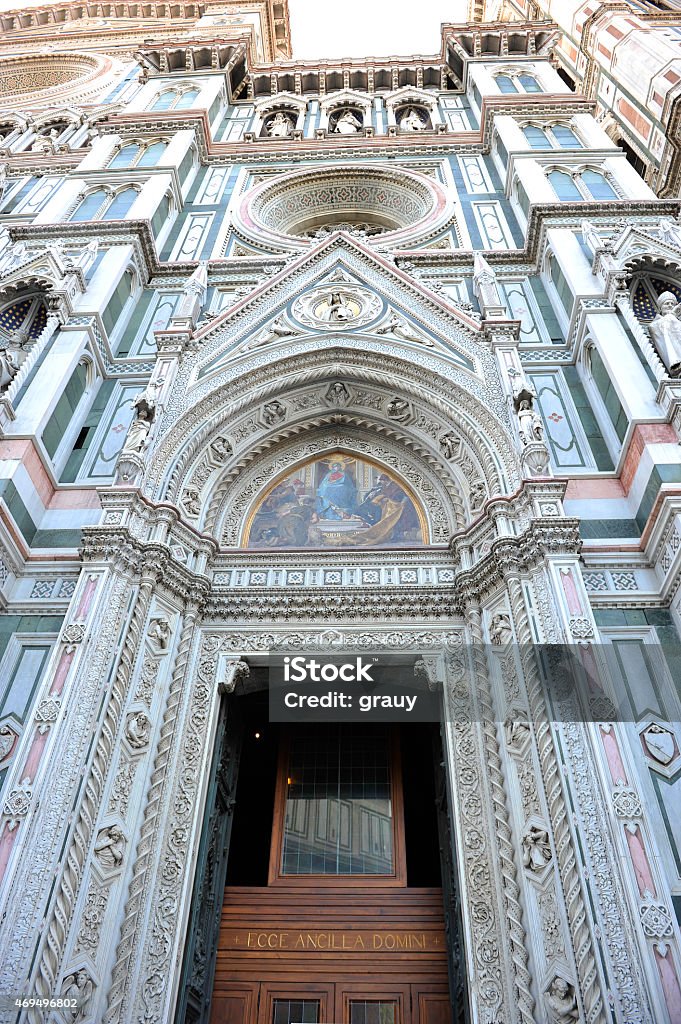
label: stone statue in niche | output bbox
[399,106,427,131]
[489,612,513,646]
[180,486,201,517]
[121,380,160,457]
[319,291,357,323]
[522,825,552,873]
[147,616,171,651]
[61,969,94,1022]
[505,716,531,748]
[332,108,362,134]
[546,977,579,1023]
[94,824,126,869]
[469,479,486,510]
[0,343,19,393]
[517,398,544,445]
[266,111,295,137]
[125,710,151,749]
[511,371,545,445]
[325,381,351,406]
[649,291,681,377]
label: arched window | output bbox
[70,187,139,222]
[549,168,619,201]
[102,187,138,219]
[108,140,168,169]
[523,124,582,150]
[518,74,541,93]
[109,143,141,168]
[496,75,518,94]
[552,125,581,148]
[151,90,177,111]
[523,126,552,149]
[495,70,543,94]
[175,89,199,110]
[70,188,108,221]
[581,169,617,199]
[137,140,167,166]
[548,171,583,201]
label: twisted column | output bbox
[468,606,536,1024]
[104,605,199,1024]
[506,575,606,1024]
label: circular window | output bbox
[234,165,454,250]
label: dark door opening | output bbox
[176,693,468,1024]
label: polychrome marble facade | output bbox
[0,1,680,1022]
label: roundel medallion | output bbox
[291,285,382,330]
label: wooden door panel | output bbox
[210,987,257,1024]
[413,988,452,1024]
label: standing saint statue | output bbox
[120,380,160,458]
[649,290,681,377]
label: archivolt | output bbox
[151,347,519,508]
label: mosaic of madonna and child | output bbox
[246,454,425,549]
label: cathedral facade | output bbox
[0,2,681,1023]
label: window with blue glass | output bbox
[523,126,552,149]
[518,74,542,92]
[70,188,108,221]
[109,143,141,169]
[549,168,618,201]
[548,171,583,201]
[495,75,517,94]
[523,124,582,149]
[175,89,199,110]
[151,89,176,111]
[102,187,138,220]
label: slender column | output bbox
[33,568,159,1005]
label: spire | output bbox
[473,253,506,319]
[173,260,209,328]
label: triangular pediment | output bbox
[193,232,483,384]
[0,245,77,297]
